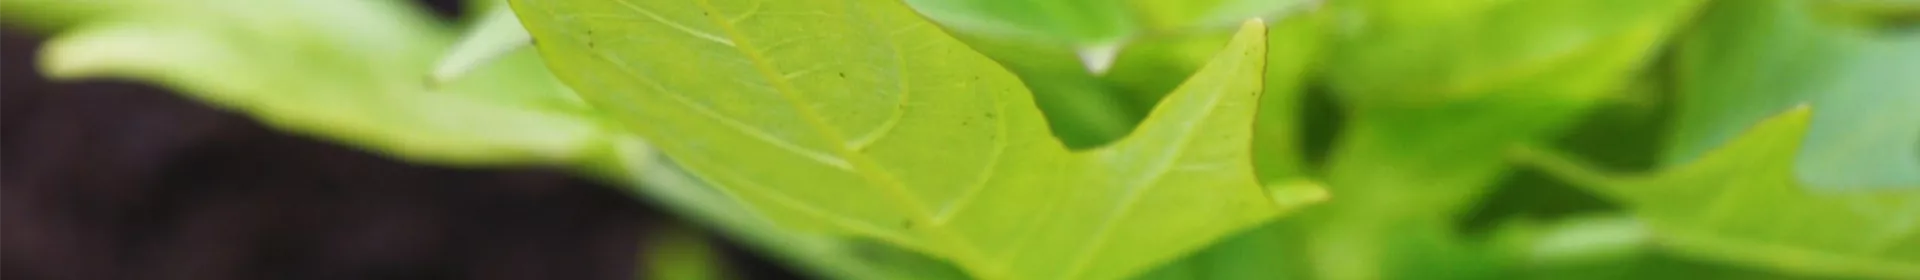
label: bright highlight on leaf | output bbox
[510,0,1314,277]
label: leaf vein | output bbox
[611,0,736,47]
[1060,49,1249,279]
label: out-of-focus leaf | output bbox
[1666,0,1920,190]
[1129,0,1308,35]
[903,0,1134,47]
[948,31,1141,148]
[434,4,534,85]
[512,0,1318,276]
[32,0,615,166]
[1325,0,1705,105]
[0,0,125,32]
[1104,32,1237,111]
[1521,108,1920,279]
[1489,214,1651,269]
[1294,0,1707,278]
[902,0,1308,49]
[639,225,725,280]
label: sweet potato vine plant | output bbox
[4,0,1917,279]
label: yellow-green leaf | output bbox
[511,0,1316,277]
[32,0,614,166]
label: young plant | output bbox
[6,0,1918,279]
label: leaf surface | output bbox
[510,0,1317,278]
[30,0,614,166]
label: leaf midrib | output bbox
[1058,47,1253,279]
[681,0,1001,275]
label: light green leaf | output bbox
[434,4,534,85]
[0,0,125,32]
[901,0,1308,48]
[904,0,1135,47]
[1126,13,1330,280]
[945,30,1143,148]
[1666,0,1920,190]
[33,0,614,166]
[586,140,971,280]
[1129,0,1308,34]
[511,0,1318,277]
[1325,0,1706,105]
[1520,108,1920,279]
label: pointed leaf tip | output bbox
[513,0,1288,278]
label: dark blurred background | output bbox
[0,1,799,279]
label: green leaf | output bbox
[1519,108,1920,279]
[901,0,1308,48]
[596,141,972,280]
[945,30,1143,148]
[1666,0,1920,190]
[903,0,1134,47]
[1324,0,1706,105]
[28,0,614,166]
[1128,0,1307,34]
[1293,0,1707,277]
[434,4,534,85]
[511,0,1319,277]
[0,0,125,32]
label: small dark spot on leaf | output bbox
[901,220,914,229]
[838,72,846,78]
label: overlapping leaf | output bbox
[902,0,1309,48]
[24,0,615,166]
[509,0,1320,278]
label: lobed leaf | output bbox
[509,0,1320,278]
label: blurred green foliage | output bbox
[5,0,1919,279]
